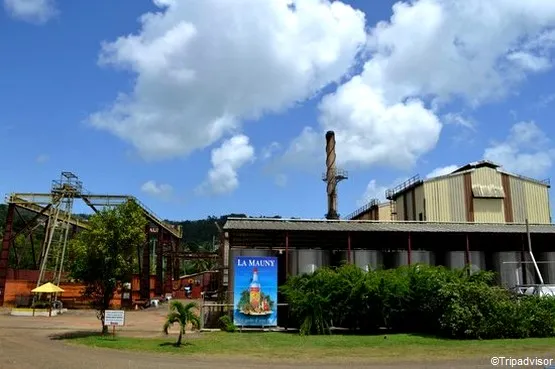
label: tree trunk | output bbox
[176,330,183,346]
[99,309,107,335]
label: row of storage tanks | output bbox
[230,249,555,288]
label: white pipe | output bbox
[526,219,544,284]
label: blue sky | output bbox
[1,0,555,221]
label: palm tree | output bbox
[163,300,200,346]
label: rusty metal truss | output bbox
[7,193,182,239]
[0,171,185,306]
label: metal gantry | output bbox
[36,172,80,290]
[0,171,185,306]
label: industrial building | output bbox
[348,160,551,224]
[221,132,555,306]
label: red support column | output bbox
[347,232,352,264]
[407,232,412,266]
[0,203,15,306]
[140,224,151,300]
[155,228,164,296]
[285,232,289,277]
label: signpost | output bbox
[104,310,125,338]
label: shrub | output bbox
[218,315,238,332]
[281,263,555,339]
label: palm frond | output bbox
[188,313,201,329]
[163,312,181,334]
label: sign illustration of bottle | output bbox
[238,268,273,316]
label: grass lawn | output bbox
[68,332,555,362]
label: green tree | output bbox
[163,300,200,346]
[69,200,146,334]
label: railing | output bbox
[321,168,349,181]
[345,198,379,220]
[385,174,423,200]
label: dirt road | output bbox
[0,307,547,368]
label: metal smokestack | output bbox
[323,131,347,220]
[325,131,338,219]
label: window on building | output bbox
[419,213,423,221]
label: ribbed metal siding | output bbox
[423,175,465,222]
[471,167,505,223]
[378,204,391,221]
[523,181,550,224]
[414,186,425,220]
[447,175,466,222]
[405,191,414,220]
[509,177,527,223]
[396,195,405,220]
[423,180,450,221]
[474,198,505,223]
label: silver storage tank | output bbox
[288,249,330,276]
[540,252,555,284]
[392,250,435,267]
[338,250,383,271]
[445,251,486,272]
[492,252,536,288]
[228,249,272,302]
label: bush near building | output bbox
[280,264,555,339]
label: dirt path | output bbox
[0,307,548,368]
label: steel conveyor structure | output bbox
[0,171,183,306]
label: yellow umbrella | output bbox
[31,282,65,294]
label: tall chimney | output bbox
[323,131,347,220]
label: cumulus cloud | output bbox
[141,180,173,199]
[284,0,555,172]
[357,176,410,207]
[358,180,389,206]
[3,0,57,24]
[426,165,459,179]
[89,0,367,162]
[484,121,555,179]
[200,135,255,195]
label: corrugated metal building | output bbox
[346,199,393,221]
[221,160,555,309]
[350,161,551,224]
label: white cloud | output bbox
[36,154,49,164]
[484,121,555,178]
[201,134,255,195]
[358,180,389,206]
[364,0,555,105]
[89,0,367,161]
[443,113,475,130]
[3,0,57,24]
[283,77,442,170]
[141,180,173,199]
[357,176,410,207]
[284,0,555,172]
[261,142,281,160]
[426,165,459,179]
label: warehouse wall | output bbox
[423,174,466,222]
[389,164,550,224]
[378,203,392,221]
[471,167,505,223]
[509,177,550,224]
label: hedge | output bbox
[280,264,555,339]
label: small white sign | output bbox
[104,310,125,326]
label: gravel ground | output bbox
[0,307,550,368]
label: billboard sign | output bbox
[233,256,278,327]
